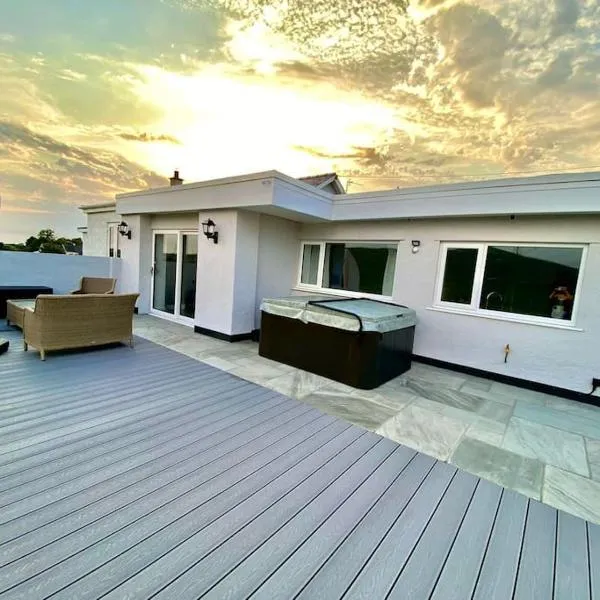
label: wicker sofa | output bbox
[23,293,139,360]
[70,277,116,295]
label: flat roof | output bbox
[345,170,600,200]
[78,201,117,213]
[116,170,332,201]
[81,170,600,220]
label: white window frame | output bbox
[295,240,399,300]
[433,242,587,327]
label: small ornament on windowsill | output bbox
[549,285,573,319]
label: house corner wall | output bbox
[117,214,152,312]
[195,210,259,336]
[255,215,300,328]
[82,211,120,257]
[232,212,260,334]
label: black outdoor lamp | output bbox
[117,221,132,240]
[201,218,218,244]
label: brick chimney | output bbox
[169,170,183,186]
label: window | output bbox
[300,244,320,285]
[107,224,120,258]
[297,241,398,297]
[440,247,479,305]
[436,243,585,324]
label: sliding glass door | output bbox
[152,231,198,322]
[179,233,197,319]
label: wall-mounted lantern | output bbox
[411,240,421,254]
[117,221,132,240]
[201,218,219,244]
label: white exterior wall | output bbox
[195,210,259,336]
[232,212,260,334]
[298,216,600,393]
[0,251,120,294]
[82,210,120,257]
[116,214,152,312]
[151,213,198,231]
[254,215,300,328]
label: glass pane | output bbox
[180,234,198,319]
[480,246,582,320]
[153,233,177,314]
[322,243,397,295]
[441,248,478,304]
[108,226,115,258]
[300,244,320,285]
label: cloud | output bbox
[177,0,426,90]
[293,146,357,160]
[415,0,448,7]
[57,68,87,81]
[117,131,182,144]
[0,205,52,214]
[551,0,580,38]
[0,121,166,204]
[293,145,391,168]
[2,0,600,244]
[427,4,510,107]
[537,51,573,88]
[433,4,509,71]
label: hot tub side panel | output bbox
[258,311,414,389]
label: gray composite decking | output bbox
[0,332,597,599]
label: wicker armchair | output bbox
[23,293,139,360]
[70,277,116,295]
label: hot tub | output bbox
[258,296,417,390]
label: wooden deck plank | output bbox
[0,386,284,507]
[386,470,479,599]
[340,462,458,599]
[0,335,595,600]
[295,453,437,600]
[472,490,529,600]
[0,363,228,444]
[0,377,272,485]
[0,404,321,567]
[430,479,503,600]
[218,446,420,600]
[0,375,251,472]
[513,500,557,600]
[588,522,600,599]
[0,349,193,415]
[0,360,191,424]
[151,438,401,599]
[554,511,590,600]
[52,431,378,600]
[0,351,195,419]
[0,341,178,392]
[0,382,266,459]
[2,422,362,598]
[0,413,341,592]
[0,388,284,523]
[0,376,257,485]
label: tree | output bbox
[25,235,41,252]
[39,240,66,254]
[0,229,81,254]
[37,229,56,243]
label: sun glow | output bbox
[116,61,405,179]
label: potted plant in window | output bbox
[549,285,573,319]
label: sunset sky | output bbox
[1,0,599,242]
